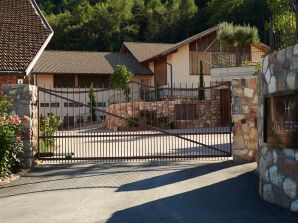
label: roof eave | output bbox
[32,71,111,75]
[0,70,26,75]
[25,0,54,76]
[143,25,220,62]
[26,32,54,76]
[32,71,153,75]
[31,0,54,32]
[120,43,128,54]
[120,43,143,63]
[252,43,270,52]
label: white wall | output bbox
[36,74,153,124]
[149,62,154,73]
[166,44,211,87]
[36,74,116,123]
[210,66,256,82]
[37,74,53,88]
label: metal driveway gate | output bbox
[37,82,232,163]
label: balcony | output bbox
[191,50,265,82]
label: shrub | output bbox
[0,97,12,116]
[140,110,157,125]
[0,98,29,177]
[110,65,134,102]
[157,115,171,128]
[128,116,139,128]
[218,22,260,48]
[39,113,61,152]
[89,83,97,122]
[198,60,205,100]
[218,22,260,65]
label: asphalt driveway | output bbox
[0,161,297,223]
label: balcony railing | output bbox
[211,50,264,68]
[190,50,265,75]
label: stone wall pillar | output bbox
[232,77,258,162]
[2,84,38,168]
[258,45,298,211]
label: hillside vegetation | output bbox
[37,0,293,51]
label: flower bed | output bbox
[0,97,29,177]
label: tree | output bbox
[37,0,274,51]
[110,65,134,102]
[218,22,260,65]
[198,60,205,100]
[40,113,60,152]
[89,83,97,122]
[207,0,268,30]
[178,0,198,38]
[267,0,297,49]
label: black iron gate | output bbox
[37,81,232,163]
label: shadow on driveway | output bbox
[117,161,238,191]
[109,170,298,223]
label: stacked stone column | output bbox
[232,78,258,162]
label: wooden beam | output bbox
[203,37,218,52]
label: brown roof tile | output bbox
[122,42,174,62]
[0,0,53,73]
[32,51,153,75]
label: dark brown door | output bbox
[220,89,231,126]
[154,57,167,86]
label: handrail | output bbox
[213,54,235,67]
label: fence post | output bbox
[2,84,38,168]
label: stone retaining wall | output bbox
[2,84,38,168]
[232,78,258,162]
[104,96,222,131]
[258,45,298,211]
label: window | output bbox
[40,103,49,107]
[54,74,75,88]
[97,102,106,107]
[64,102,82,107]
[87,102,106,107]
[78,75,110,88]
[51,103,60,108]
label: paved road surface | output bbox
[0,161,297,223]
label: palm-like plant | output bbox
[218,22,260,66]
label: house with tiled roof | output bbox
[32,51,155,122]
[0,0,53,91]
[120,25,269,87]
[32,51,153,88]
[32,24,269,124]
[32,24,269,92]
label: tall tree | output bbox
[267,0,297,49]
[178,0,198,38]
[207,0,268,42]
[198,60,205,100]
